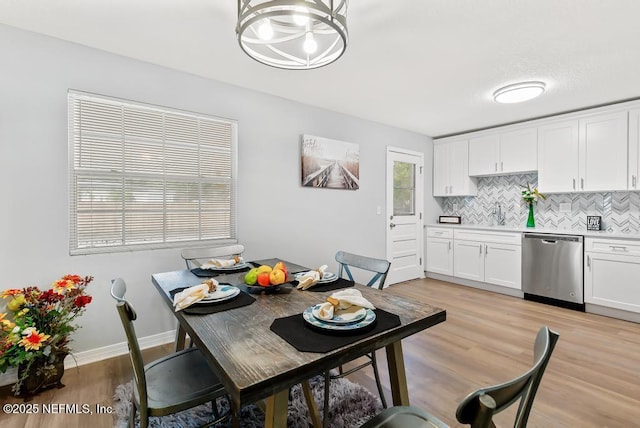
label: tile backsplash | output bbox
[440,174,640,233]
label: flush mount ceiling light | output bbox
[236,0,348,70]
[493,81,546,103]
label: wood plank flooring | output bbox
[1,277,638,427]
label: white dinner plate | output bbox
[303,305,376,331]
[202,261,251,271]
[294,271,338,284]
[312,305,367,324]
[198,286,240,303]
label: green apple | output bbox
[244,268,259,285]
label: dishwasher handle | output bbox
[541,239,557,244]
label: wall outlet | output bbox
[559,202,571,213]
[376,205,381,215]
[453,203,459,211]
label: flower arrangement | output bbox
[521,183,546,205]
[0,274,93,395]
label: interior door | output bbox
[385,147,424,285]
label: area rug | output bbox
[113,374,382,428]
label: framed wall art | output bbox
[301,135,360,190]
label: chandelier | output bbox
[236,0,348,70]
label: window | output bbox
[68,91,237,254]
[392,161,415,216]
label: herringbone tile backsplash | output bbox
[440,174,640,232]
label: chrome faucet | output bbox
[493,202,505,225]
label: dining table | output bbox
[151,258,446,428]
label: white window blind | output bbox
[68,90,237,255]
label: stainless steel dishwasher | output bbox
[522,233,584,311]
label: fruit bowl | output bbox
[243,262,289,288]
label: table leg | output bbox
[385,341,410,405]
[174,323,187,351]
[264,389,289,428]
[302,380,322,428]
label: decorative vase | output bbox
[16,351,67,397]
[526,203,535,228]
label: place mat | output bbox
[190,265,251,277]
[297,277,355,292]
[169,287,255,315]
[270,309,401,353]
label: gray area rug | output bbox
[113,374,382,427]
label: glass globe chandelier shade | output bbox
[236,0,348,70]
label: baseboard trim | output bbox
[0,330,175,387]
[425,272,524,298]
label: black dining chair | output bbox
[110,278,231,428]
[322,251,391,427]
[180,244,246,270]
[359,326,560,428]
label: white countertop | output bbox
[425,223,640,240]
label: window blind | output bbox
[68,90,237,255]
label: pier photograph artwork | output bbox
[301,135,360,190]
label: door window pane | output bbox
[393,161,415,215]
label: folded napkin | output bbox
[315,289,375,320]
[296,265,328,290]
[201,256,243,269]
[173,279,218,311]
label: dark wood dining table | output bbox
[151,258,446,428]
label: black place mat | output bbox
[297,277,355,292]
[191,265,251,277]
[169,287,255,315]
[270,309,401,353]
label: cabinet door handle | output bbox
[485,244,488,254]
[633,175,637,188]
[610,245,628,252]
[448,241,452,251]
[581,178,584,190]
[573,178,576,190]
[587,255,591,269]
[495,162,498,172]
[479,244,482,255]
[500,161,503,171]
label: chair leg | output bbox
[212,398,220,419]
[370,351,388,409]
[323,371,331,428]
[139,407,149,428]
[128,402,136,428]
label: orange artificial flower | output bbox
[19,328,50,351]
[1,289,23,298]
[53,279,76,293]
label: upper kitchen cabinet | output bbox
[468,127,537,176]
[629,108,640,190]
[538,110,628,193]
[433,139,477,197]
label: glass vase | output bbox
[526,203,535,228]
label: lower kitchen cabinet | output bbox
[425,227,453,275]
[585,238,640,313]
[453,239,521,289]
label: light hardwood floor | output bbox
[1,278,638,427]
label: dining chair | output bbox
[176,244,246,350]
[180,244,245,269]
[323,251,391,427]
[110,278,232,428]
[359,326,560,428]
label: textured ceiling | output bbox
[2,0,640,137]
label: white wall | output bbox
[0,24,436,355]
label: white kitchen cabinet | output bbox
[469,127,537,176]
[433,140,477,197]
[453,230,522,289]
[538,111,628,193]
[628,108,640,190]
[585,237,640,313]
[425,227,453,275]
[453,239,485,281]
